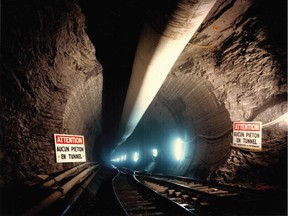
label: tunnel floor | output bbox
[0,165,286,215]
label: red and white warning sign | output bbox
[232,122,262,151]
[54,134,86,163]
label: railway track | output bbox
[113,169,195,216]
[113,168,266,216]
[16,165,282,215]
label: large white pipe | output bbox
[118,0,216,143]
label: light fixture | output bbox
[174,138,184,161]
[152,149,158,157]
[133,152,139,162]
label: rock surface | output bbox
[0,0,286,190]
[170,0,287,187]
[1,0,102,184]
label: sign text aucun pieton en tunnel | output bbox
[232,122,262,151]
[54,134,86,163]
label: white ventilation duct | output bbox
[117,0,216,143]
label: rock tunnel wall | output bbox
[161,0,287,186]
[125,69,232,179]
[0,0,102,184]
[63,75,102,162]
[160,74,232,178]
[0,0,286,190]
[120,0,287,188]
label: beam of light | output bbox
[117,0,216,144]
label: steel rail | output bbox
[135,172,264,215]
[111,169,129,216]
[114,168,195,215]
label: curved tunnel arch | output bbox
[119,72,232,178]
[0,0,286,189]
[63,73,103,162]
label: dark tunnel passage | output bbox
[78,0,142,135]
[112,73,233,179]
[76,0,146,161]
[0,0,287,211]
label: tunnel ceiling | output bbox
[1,0,287,187]
[103,0,287,181]
[79,0,287,144]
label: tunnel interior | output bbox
[0,0,287,197]
[112,72,233,179]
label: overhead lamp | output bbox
[152,149,158,157]
[133,152,139,162]
[174,138,184,161]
